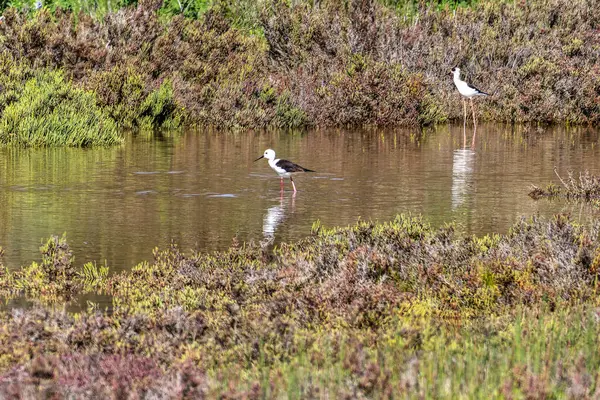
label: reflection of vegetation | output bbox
[1,214,600,395]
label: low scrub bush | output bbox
[1,214,600,363]
[9,235,80,300]
[89,67,183,129]
[1,215,600,395]
[530,170,600,201]
[87,66,149,129]
[1,0,597,132]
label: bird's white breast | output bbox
[454,80,479,98]
[268,158,291,177]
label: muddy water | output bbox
[0,124,599,273]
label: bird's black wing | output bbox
[276,159,315,173]
[466,81,489,95]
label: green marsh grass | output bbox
[221,307,600,398]
[0,70,122,147]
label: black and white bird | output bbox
[254,149,315,193]
[451,67,489,128]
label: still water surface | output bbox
[0,124,599,272]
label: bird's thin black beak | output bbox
[254,155,264,162]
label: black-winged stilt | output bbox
[254,149,315,193]
[451,67,489,129]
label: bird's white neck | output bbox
[453,71,462,84]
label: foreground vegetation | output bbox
[0,0,599,146]
[1,214,600,397]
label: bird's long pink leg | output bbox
[290,177,297,193]
[470,98,477,130]
[280,177,284,191]
[463,99,467,146]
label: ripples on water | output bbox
[0,124,599,272]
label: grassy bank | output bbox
[1,214,600,396]
[0,0,598,145]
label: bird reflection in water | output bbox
[262,192,296,239]
[452,127,477,210]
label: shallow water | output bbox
[0,124,599,273]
